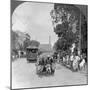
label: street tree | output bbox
[50,4,85,52]
[23,33,31,50]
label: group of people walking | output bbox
[58,52,86,71]
[57,43,87,71]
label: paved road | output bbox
[12,58,87,89]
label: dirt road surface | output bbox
[12,58,87,89]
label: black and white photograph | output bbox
[11,0,88,89]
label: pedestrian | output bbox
[72,55,80,71]
[66,55,69,65]
[79,55,86,70]
[63,56,66,65]
[70,53,75,69]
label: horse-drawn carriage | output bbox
[36,54,56,75]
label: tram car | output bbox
[26,46,38,62]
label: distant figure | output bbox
[63,57,66,64]
[72,55,80,71]
[18,50,21,58]
[79,57,86,70]
[70,43,76,53]
[70,54,74,65]
[12,55,15,59]
[66,55,69,65]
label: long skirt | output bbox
[72,61,79,71]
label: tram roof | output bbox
[26,46,38,49]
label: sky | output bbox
[12,2,58,46]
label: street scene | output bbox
[12,58,87,89]
[11,0,88,89]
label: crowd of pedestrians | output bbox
[56,43,87,72]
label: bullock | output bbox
[46,64,52,74]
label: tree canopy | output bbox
[51,4,87,52]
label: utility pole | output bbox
[78,10,81,56]
[49,36,51,49]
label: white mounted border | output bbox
[17,0,88,5]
